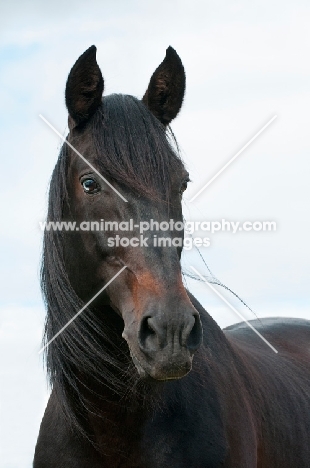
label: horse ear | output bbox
[142,46,186,126]
[65,45,104,128]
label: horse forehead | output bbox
[67,136,97,166]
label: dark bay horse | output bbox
[34,46,310,467]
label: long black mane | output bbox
[41,94,185,432]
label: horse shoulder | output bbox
[33,389,102,468]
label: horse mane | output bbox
[41,94,185,434]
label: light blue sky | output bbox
[0,1,309,466]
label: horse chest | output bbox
[89,405,146,467]
[90,402,228,468]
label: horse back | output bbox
[224,317,310,468]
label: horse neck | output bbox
[188,292,250,390]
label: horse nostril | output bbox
[186,315,203,353]
[138,313,202,355]
[139,317,157,351]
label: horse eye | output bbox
[82,178,100,194]
[180,178,189,194]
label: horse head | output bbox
[54,46,202,381]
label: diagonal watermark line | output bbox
[190,266,278,353]
[39,114,128,203]
[189,115,277,202]
[38,265,127,354]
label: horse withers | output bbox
[34,46,310,467]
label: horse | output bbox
[34,45,310,467]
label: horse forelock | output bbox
[91,94,184,202]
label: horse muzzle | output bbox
[122,305,203,381]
